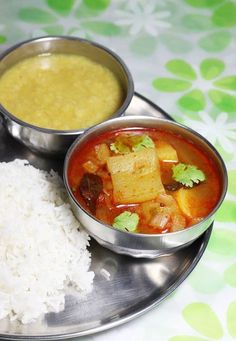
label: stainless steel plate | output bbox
[0,93,212,340]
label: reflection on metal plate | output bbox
[0,93,212,340]
[125,93,173,119]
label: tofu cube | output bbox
[156,141,178,162]
[107,148,165,204]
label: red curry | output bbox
[67,128,221,234]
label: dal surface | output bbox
[0,54,124,130]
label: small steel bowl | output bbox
[0,36,134,155]
[63,115,227,258]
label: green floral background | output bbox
[0,0,236,340]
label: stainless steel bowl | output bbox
[0,36,134,155]
[63,115,227,258]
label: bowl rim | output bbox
[0,35,134,135]
[63,115,228,238]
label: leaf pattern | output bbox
[178,89,205,111]
[208,228,236,256]
[182,303,223,339]
[19,7,57,23]
[81,21,121,36]
[153,58,236,114]
[152,78,192,92]
[47,0,75,15]
[200,59,225,80]
[166,60,196,80]
[212,2,236,27]
[199,31,231,52]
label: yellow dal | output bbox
[0,54,124,130]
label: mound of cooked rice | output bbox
[0,159,94,324]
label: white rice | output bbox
[0,159,94,324]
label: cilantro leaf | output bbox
[110,137,131,154]
[110,134,154,154]
[172,163,206,188]
[132,135,155,152]
[112,211,139,232]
